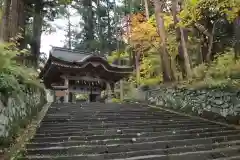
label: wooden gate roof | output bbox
[39,47,133,89]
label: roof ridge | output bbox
[51,47,105,56]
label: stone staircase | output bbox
[20,103,240,160]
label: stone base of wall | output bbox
[147,87,240,125]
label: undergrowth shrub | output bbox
[190,50,240,89]
[111,98,122,103]
[0,43,46,149]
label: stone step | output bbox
[214,156,240,160]
[26,134,240,150]
[24,141,240,159]
[42,116,191,123]
[20,103,240,159]
[39,121,213,129]
[47,108,149,111]
[34,124,229,134]
[46,110,174,115]
[37,123,222,132]
[42,114,192,119]
[33,126,231,138]
[29,130,240,143]
[26,139,240,156]
[44,113,179,117]
[41,115,190,121]
[40,118,211,125]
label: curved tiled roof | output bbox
[39,47,133,88]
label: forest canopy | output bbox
[0,0,239,90]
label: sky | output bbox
[40,19,65,55]
[40,0,122,57]
[40,8,80,57]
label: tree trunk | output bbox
[233,16,240,59]
[135,51,140,87]
[66,6,72,49]
[126,0,133,66]
[9,0,18,40]
[97,0,104,53]
[106,0,111,53]
[0,0,4,9]
[206,22,216,62]
[144,0,150,20]
[67,14,72,49]
[172,0,192,79]
[87,0,94,42]
[9,0,25,47]
[18,0,26,49]
[200,35,208,62]
[0,0,11,42]
[31,0,44,66]
[153,0,175,82]
[83,0,94,50]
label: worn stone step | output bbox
[47,108,149,111]
[40,118,199,124]
[47,110,155,114]
[25,141,240,159]
[41,118,190,123]
[35,125,231,135]
[33,126,231,138]
[30,130,240,143]
[39,121,212,129]
[46,110,175,115]
[20,103,240,159]
[26,139,240,156]
[45,110,182,114]
[26,134,240,151]
[41,115,190,122]
[46,108,171,113]
[35,124,229,134]
[37,123,222,132]
[214,156,240,160]
[41,116,190,122]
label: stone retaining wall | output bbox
[0,89,46,147]
[146,87,240,124]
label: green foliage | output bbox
[71,0,122,53]
[0,43,19,71]
[111,98,122,103]
[0,43,43,96]
[206,53,236,79]
[192,63,208,80]
[140,53,162,85]
[0,42,46,152]
[140,76,162,86]
[180,0,240,26]
[0,73,22,96]
[188,50,240,89]
[107,51,129,64]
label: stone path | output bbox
[20,103,240,160]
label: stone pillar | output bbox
[64,78,69,103]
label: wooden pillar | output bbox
[106,82,111,98]
[64,78,69,103]
[53,90,56,103]
[72,93,76,103]
[120,80,124,101]
[110,82,115,97]
[105,82,111,103]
